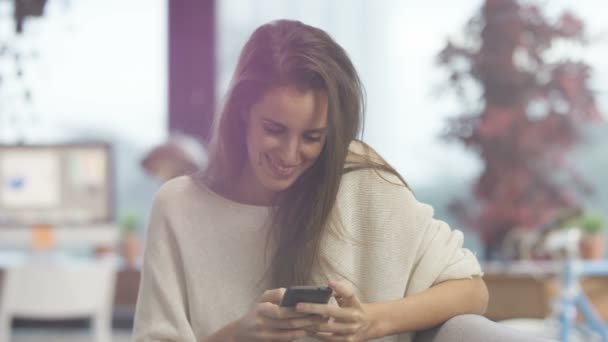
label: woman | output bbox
[134,19,487,342]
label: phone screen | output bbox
[280,286,332,307]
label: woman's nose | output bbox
[280,137,301,165]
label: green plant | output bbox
[119,211,141,235]
[564,213,605,235]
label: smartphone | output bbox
[280,286,333,307]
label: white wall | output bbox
[0,0,168,148]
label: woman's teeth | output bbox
[268,155,295,176]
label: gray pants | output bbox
[414,315,556,342]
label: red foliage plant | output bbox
[437,0,602,257]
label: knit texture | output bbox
[133,167,482,342]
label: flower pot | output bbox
[122,233,141,268]
[579,234,605,260]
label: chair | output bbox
[414,314,556,342]
[0,258,116,342]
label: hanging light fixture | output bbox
[13,0,48,33]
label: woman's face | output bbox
[241,85,328,202]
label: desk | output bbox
[483,261,608,322]
[2,257,606,323]
[0,225,119,248]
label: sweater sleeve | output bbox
[404,199,483,296]
[132,188,197,342]
[335,167,482,298]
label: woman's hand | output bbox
[234,288,326,341]
[294,281,374,341]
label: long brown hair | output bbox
[199,20,405,288]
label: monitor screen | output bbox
[0,144,113,226]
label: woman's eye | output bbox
[263,125,283,134]
[304,135,322,143]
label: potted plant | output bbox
[120,211,142,268]
[577,214,605,260]
[566,213,605,260]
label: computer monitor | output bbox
[0,143,113,226]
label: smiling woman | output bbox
[237,85,328,204]
[133,19,486,342]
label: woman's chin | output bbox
[260,175,297,194]
[264,180,293,193]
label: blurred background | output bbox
[0,0,607,341]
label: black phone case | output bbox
[280,286,333,307]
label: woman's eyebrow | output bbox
[305,127,327,134]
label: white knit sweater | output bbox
[133,168,482,342]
